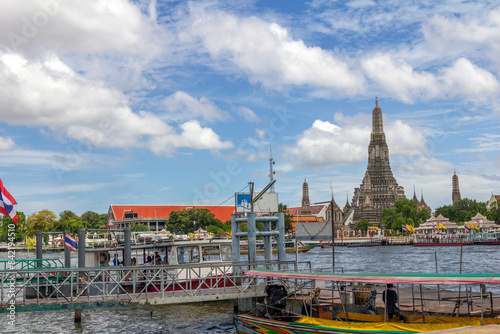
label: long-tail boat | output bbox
[234,269,500,333]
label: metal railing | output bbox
[0,260,312,311]
[0,259,65,271]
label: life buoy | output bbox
[99,252,110,266]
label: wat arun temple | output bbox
[342,99,407,226]
[296,98,431,229]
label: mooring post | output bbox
[64,230,71,268]
[35,232,43,267]
[263,221,272,263]
[276,213,286,267]
[247,213,257,264]
[231,214,241,278]
[75,228,86,323]
[78,228,86,268]
[123,228,131,267]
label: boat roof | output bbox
[245,269,500,285]
[86,238,232,252]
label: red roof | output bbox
[287,205,326,216]
[110,205,235,222]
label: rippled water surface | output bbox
[1,245,498,333]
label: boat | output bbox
[240,241,317,255]
[413,234,473,246]
[234,314,497,333]
[234,269,500,333]
[84,238,235,292]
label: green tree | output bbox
[435,198,488,223]
[131,223,150,232]
[25,210,57,236]
[380,198,429,230]
[380,209,406,230]
[354,220,370,231]
[165,208,223,234]
[278,203,294,233]
[81,211,103,229]
[59,210,80,223]
[0,212,27,242]
[487,200,500,224]
[206,224,224,236]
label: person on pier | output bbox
[382,284,406,322]
[112,254,121,266]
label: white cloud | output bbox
[0,51,233,157]
[163,91,229,123]
[17,182,115,196]
[285,118,370,168]
[386,120,427,156]
[394,156,454,177]
[149,120,233,156]
[0,136,15,150]
[0,0,165,55]
[362,55,499,103]
[236,106,259,122]
[185,4,364,95]
[285,112,430,168]
[422,9,500,63]
[457,133,500,153]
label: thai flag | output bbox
[464,222,470,232]
[0,179,18,223]
[65,233,78,252]
[402,225,408,232]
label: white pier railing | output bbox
[0,260,312,312]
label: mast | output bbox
[269,145,275,193]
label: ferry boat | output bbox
[85,238,234,292]
[239,240,317,255]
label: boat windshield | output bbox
[177,246,200,264]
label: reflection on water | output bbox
[1,245,499,333]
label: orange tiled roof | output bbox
[110,205,235,222]
[287,205,326,216]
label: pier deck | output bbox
[0,260,311,313]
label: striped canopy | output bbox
[245,269,500,285]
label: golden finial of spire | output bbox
[375,96,378,106]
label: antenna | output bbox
[269,145,275,193]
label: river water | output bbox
[1,245,498,333]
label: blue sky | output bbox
[0,0,499,217]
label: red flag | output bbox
[0,179,18,223]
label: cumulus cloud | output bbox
[285,112,430,168]
[386,120,427,156]
[422,9,500,62]
[149,120,233,156]
[285,118,370,168]
[394,156,454,177]
[236,106,259,122]
[163,91,229,123]
[185,4,364,95]
[0,51,232,156]
[0,136,15,150]
[362,55,499,103]
[0,0,165,55]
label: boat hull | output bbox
[234,314,492,334]
[240,245,316,255]
[413,242,473,246]
[147,274,234,292]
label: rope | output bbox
[208,184,249,213]
[302,221,329,238]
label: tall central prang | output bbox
[344,98,406,226]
